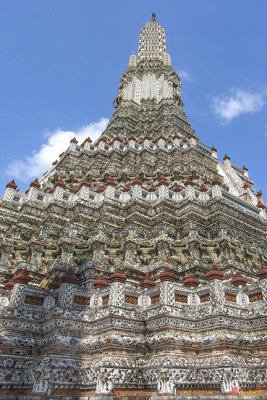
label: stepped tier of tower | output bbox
[0,14,266,399]
[0,114,266,286]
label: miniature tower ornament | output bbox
[0,14,266,399]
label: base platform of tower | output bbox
[0,14,266,399]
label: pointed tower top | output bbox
[137,14,171,65]
[128,52,137,67]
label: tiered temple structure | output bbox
[0,14,266,399]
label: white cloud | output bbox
[6,117,109,182]
[177,69,193,82]
[211,89,265,121]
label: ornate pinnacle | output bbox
[184,274,200,288]
[6,179,17,189]
[94,272,109,289]
[110,266,127,283]
[231,270,247,287]
[140,272,155,289]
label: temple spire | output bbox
[108,14,187,138]
[137,14,171,65]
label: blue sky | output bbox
[0,0,266,199]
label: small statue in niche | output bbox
[125,248,135,262]
[0,251,8,266]
[92,246,104,264]
[29,245,41,267]
[173,83,183,106]
[188,241,201,261]
[159,247,168,261]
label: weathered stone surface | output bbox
[0,13,266,399]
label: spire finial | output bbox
[151,12,156,21]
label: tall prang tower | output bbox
[0,14,266,399]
